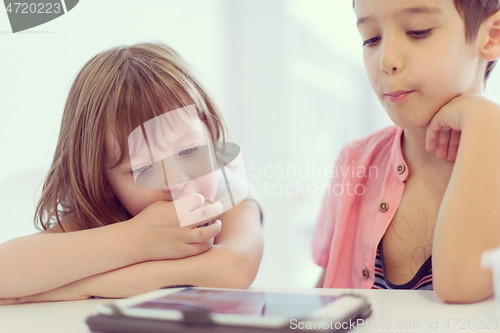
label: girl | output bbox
[0,43,263,303]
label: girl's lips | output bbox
[386,90,413,103]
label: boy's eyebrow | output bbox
[357,6,443,27]
[399,6,443,16]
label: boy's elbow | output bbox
[433,280,469,303]
[433,271,493,304]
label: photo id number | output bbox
[5,2,61,14]
[443,319,498,330]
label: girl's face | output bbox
[355,0,484,129]
[104,106,219,217]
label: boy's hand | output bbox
[426,94,496,161]
[130,194,223,261]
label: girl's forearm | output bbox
[0,241,261,304]
[433,108,500,303]
[0,220,143,298]
[82,200,264,298]
[0,199,262,301]
[79,243,261,299]
[62,200,263,300]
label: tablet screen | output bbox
[130,288,340,318]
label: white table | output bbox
[0,289,498,332]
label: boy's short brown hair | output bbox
[354,0,500,81]
[454,0,500,80]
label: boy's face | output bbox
[355,0,484,129]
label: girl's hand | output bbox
[0,280,90,305]
[131,193,223,261]
[426,94,491,161]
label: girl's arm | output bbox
[0,220,142,298]
[0,199,263,303]
[0,196,222,299]
[77,200,262,297]
[427,95,500,303]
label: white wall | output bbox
[1,0,499,289]
[0,0,230,242]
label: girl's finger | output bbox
[185,220,222,243]
[0,293,44,305]
[173,193,205,214]
[0,297,20,305]
[187,238,214,256]
[183,201,224,226]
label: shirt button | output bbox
[362,268,370,279]
[378,202,389,212]
[397,164,405,174]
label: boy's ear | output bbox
[480,10,500,61]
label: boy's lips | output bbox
[385,90,414,104]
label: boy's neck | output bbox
[402,127,454,174]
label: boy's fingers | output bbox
[436,129,450,159]
[447,130,461,162]
[185,220,222,243]
[449,129,461,145]
[447,145,458,162]
[426,138,437,152]
[426,123,441,152]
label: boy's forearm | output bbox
[0,220,143,298]
[433,107,500,303]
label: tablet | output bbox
[88,287,371,332]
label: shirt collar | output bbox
[390,127,409,182]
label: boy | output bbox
[313,0,500,303]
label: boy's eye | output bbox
[362,36,381,47]
[179,146,199,157]
[407,29,432,39]
[133,164,152,174]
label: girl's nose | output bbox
[379,37,404,75]
[161,158,189,192]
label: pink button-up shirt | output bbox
[312,126,409,288]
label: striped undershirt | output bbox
[372,239,433,290]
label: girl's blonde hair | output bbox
[35,43,227,231]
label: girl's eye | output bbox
[407,29,432,39]
[133,164,152,174]
[179,146,199,157]
[363,36,381,47]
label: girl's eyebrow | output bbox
[129,151,151,167]
[357,6,443,27]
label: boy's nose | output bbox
[379,38,403,75]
